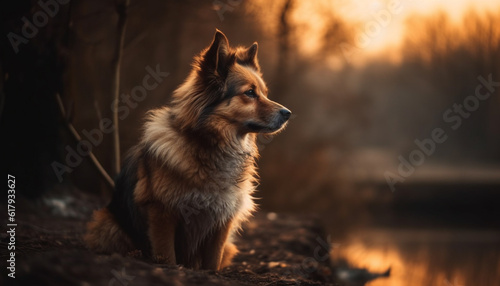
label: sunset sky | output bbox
[340,0,500,53]
[287,0,500,65]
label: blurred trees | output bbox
[241,0,364,213]
[401,10,500,162]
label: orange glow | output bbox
[336,0,500,53]
[333,228,500,286]
[267,0,500,66]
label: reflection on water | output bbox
[332,228,500,286]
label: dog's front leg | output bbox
[201,220,233,270]
[148,203,177,265]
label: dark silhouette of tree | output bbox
[0,1,71,198]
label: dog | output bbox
[84,29,291,270]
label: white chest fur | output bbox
[171,178,255,228]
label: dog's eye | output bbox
[244,89,257,98]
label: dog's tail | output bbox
[84,208,134,254]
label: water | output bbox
[332,227,500,286]
[328,181,500,286]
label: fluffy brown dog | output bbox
[85,29,291,270]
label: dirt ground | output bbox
[1,191,337,286]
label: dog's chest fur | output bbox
[173,173,255,224]
[172,177,254,248]
[141,108,256,245]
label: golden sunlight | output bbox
[274,0,500,65]
[337,0,500,53]
[333,228,500,286]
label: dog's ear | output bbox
[237,42,260,71]
[246,42,258,63]
[202,29,234,78]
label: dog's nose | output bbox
[279,108,292,121]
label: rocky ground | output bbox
[1,191,338,286]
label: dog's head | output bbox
[172,29,291,137]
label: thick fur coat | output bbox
[85,29,291,270]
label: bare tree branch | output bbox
[111,0,130,176]
[55,93,115,189]
[93,100,103,123]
